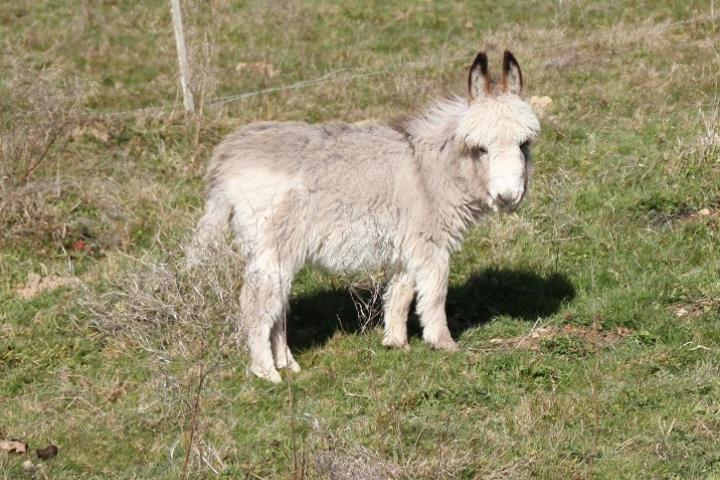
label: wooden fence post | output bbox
[170,0,195,113]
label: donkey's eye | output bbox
[520,141,531,150]
[470,146,488,158]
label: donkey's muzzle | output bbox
[494,190,524,212]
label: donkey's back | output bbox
[199,120,419,272]
[208,120,412,187]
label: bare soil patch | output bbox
[16,272,81,299]
[669,299,719,319]
[490,324,632,351]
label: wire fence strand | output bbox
[89,10,718,120]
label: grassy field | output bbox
[1,0,719,478]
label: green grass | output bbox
[1,0,720,478]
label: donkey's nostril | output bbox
[495,190,522,208]
[496,192,512,206]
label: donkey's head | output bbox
[456,51,540,212]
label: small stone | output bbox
[529,96,554,117]
[235,62,278,78]
[36,444,59,460]
[698,208,711,216]
[22,460,36,472]
[0,439,28,454]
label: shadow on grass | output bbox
[288,268,575,352]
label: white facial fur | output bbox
[457,94,540,211]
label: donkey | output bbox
[188,51,540,382]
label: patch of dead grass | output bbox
[0,55,89,188]
[15,273,81,300]
[669,299,719,319]
[490,324,632,352]
[84,243,242,353]
[80,243,248,477]
[314,449,402,480]
[649,197,720,228]
[0,177,154,250]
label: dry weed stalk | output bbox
[670,98,720,174]
[348,273,386,333]
[697,97,720,163]
[0,56,98,248]
[84,242,243,476]
[180,360,210,480]
[0,57,89,189]
[187,0,228,113]
[347,216,395,333]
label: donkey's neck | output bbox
[403,98,487,248]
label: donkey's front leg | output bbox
[382,272,414,350]
[271,321,300,372]
[413,259,457,351]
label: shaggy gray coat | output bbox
[188,51,540,382]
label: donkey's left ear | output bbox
[468,51,490,101]
[502,50,523,95]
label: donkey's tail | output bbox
[185,190,232,269]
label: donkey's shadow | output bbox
[287,268,575,352]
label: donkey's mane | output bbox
[404,96,469,149]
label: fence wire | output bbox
[89,11,717,119]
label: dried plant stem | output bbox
[181,360,208,480]
[22,116,74,184]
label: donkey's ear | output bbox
[502,50,523,95]
[468,52,490,101]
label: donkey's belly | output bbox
[306,223,397,273]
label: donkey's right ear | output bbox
[468,52,490,101]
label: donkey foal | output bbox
[188,51,541,382]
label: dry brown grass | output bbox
[669,298,719,320]
[80,242,247,477]
[0,175,160,250]
[85,241,243,358]
[15,272,81,300]
[0,56,90,189]
[488,323,632,352]
[314,448,402,480]
[0,56,106,249]
[679,98,720,169]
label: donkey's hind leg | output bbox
[240,256,293,383]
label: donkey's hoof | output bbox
[249,365,282,383]
[276,357,301,373]
[426,334,458,352]
[275,354,301,373]
[382,336,410,350]
[435,339,459,352]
